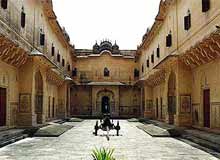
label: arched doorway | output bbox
[96,89,115,115]
[35,71,43,124]
[102,96,110,114]
[168,71,176,124]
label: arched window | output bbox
[104,68,110,77]
[40,28,45,46]
[1,0,7,9]
[62,58,65,67]
[57,51,60,62]
[67,64,71,71]
[134,69,139,78]
[166,31,172,47]
[157,45,160,58]
[184,10,191,31]
[51,43,55,56]
[72,68,77,76]
[21,6,26,28]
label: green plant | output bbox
[91,147,116,160]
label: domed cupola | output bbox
[99,40,113,52]
[112,41,119,54]
[93,41,100,54]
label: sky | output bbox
[53,0,161,50]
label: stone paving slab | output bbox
[34,124,73,137]
[137,124,181,137]
[0,120,218,160]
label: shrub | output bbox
[91,147,116,160]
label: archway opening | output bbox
[35,71,43,124]
[168,71,176,124]
[102,96,110,114]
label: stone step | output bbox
[0,129,24,141]
[184,129,220,146]
[0,134,28,148]
[182,134,220,152]
[0,129,28,148]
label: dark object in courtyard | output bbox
[94,114,120,140]
[23,127,39,137]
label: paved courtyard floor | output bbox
[0,120,219,160]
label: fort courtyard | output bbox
[0,120,219,160]
[0,0,220,159]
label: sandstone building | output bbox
[71,41,140,118]
[137,0,220,129]
[0,0,73,127]
[0,0,220,132]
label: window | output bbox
[147,59,150,68]
[67,64,71,71]
[104,68,110,77]
[202,0,210,12]
[72,68,77,76]
[51,44,55,56]
[21,7,26,28]
[142,64,144,73]
[57,52,60,62]
[1,0,7,9]
[157,45,160,58]
[40,29,45,46]
[151,53,154,63]
[134,69,139,78]
[166,31,172,47]
[62,58,65,67]
[184,10,191,31]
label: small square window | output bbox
[151,54,154,63]
[1,0,7,9]
[157,46,160,58]
[184,11,191,31]
[202,0,210,12]
[104,68,110,77]
[67,64,71,71]
[40,33,45,46]
[62,59,65,67]
[21,7,26,28]
[57,53,60,62]
[51,44,55,56]
[72,68,77,76]
[166,33,172,47]
[147,59,149,68]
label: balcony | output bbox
[73,70,135,85]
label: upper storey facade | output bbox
[137,0,220,79]
[73,40,138,85]
[0,0,74,75]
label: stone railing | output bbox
[73,70,135,84]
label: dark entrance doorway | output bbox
[203,89,210,128]
[156,98,159,118]
[0,88,6,126]
[102,96,110,114]
[168,72,176,124]
[35,71,43,124]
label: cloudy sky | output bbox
[53,0,161,49]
